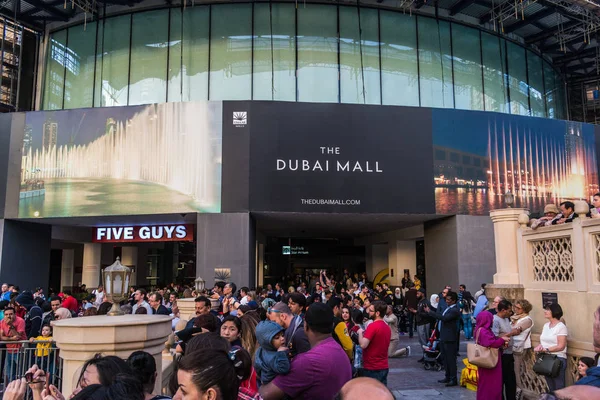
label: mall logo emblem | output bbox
[233,112,247,127]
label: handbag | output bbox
[467,328,500,369]
[533,353,561,378]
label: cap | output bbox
[544,204,559,214]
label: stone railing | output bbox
[510,204,600,398]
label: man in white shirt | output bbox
[132,288,152,314]
[92,285,105,307]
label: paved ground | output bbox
[387,336,477,400]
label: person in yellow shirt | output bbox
[29,324,53,371]
[414,275,422,291]
[328,297,354,360]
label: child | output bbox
[29,324,54,372]
[254,320,290,386]
[349,309,364,377]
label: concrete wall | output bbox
[456,215,496,293]
[196,213,255,288]
[425,215,495,295]
[0,220,52,291]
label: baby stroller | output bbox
[422,328,443,371]
[393,305,408,334]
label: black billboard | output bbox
[222,101,435,214]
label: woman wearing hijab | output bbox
[429,294,439,311]
[393,288,403,307]
[475,311,508,400]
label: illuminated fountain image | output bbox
[434,110,599,215]
[19,101,222,218]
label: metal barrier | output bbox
[0,340,63,397]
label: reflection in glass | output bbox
[297,5,338,103]
[481,33,508,113]
[527,50,545,117]
[418,17,453,109]
[339,7,380,104]
[168,7,210,102]
[210,4,252,100]
[452,24,484,111]
[253,3,296,101]
[129,10,169,105]
[544,61,556,119]
[100,15,131,107]
[507,42,529,115]
[380,11,418,106]
[42,30,67,110]
[64,23,96,109]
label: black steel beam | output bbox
[554,46,598,65]
[503,7,556,33]
[414,0,427,9]
[542,34,593,52]
[450,0,478,15]
[22,0,73,20]
[525,20,579,44]
[0,8,40,27]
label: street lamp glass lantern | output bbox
[195,276,205,291]
[504,191,514,208]
[103,257,131,302]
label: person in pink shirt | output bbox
[0,306,26,381]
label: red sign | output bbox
[93,224,194,243]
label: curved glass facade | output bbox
[41,3,567,119]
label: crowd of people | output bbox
[0,269,599,399]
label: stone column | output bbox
[121,247,138,286]
[489,208,528,285]
[177,298,196,321]
[60,249,74,291]
[82,243,102,288]
[52,315,172,396]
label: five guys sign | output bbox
[93,224,194,243]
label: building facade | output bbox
[0,1,595,295]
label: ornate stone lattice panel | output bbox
[530,237,574,282]
[568,355,581,385]
[520,350,549,398]
[592,233,600,283]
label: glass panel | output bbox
[527,50,545,117]
[169,6,210,102]
[42,30,67,110]
[481,33,508,113]
[543,61,556,118]
[297,4,338,103]
[451,24,484,110]
[418,17,453,108]
[380,11,418,106]
[506,42,529,115]
[100,15,131,107]
[94,21,103,107]
[555,73,566,119]
[129,10,169,105]
[63,23,97,109]
[339,7,380,104]
[210,4,252,100]
[253,3,295,101]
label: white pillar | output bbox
[121,247,138,286]
[60,249,74,291]
[490,208,528,284]
[82,243,101,288]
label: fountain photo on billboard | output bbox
[18,101,222,218]
[433,109,599,215]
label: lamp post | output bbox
[504,191,514,208]
[194,276,205,292]
[102,257,132,316]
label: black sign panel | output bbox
[542,292,558,307]
[229,101,434,214]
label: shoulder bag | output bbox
[467,328,500,369]
[533,353,561,378]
